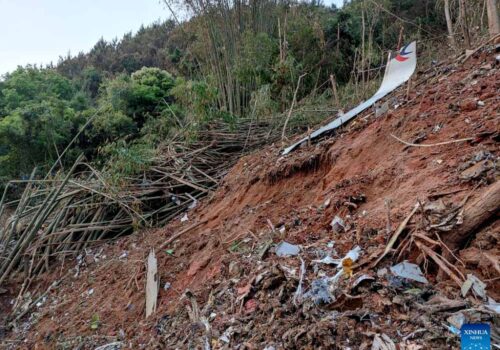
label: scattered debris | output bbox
[293,258,306,305]
[330,215,346,233]
[352,274,375,290]
[371,333,397,350]
[94,342,123,350]
[390,261,429,284]
[375,101,389,117]
[2,44,499,350]
[485,298,500,313]
[461,274,487,299]
[275,241,300,257]
[447,312,466,330]
[373,204,418,267]
[180,213,189,222]
[304,277,333,304]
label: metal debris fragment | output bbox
[390,261,429,284]
[275,241,300,257]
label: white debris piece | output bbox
[371,333,396,350]
[485,297,500,314]
[330,216,346,233]
[312,255,339,265]
[94,342,123,350]
[461,274,487,299]
[390,261,428,284]
[313,246,362,268]
[343,246,361,264]
[275,241,300,257]
[188,199,198,209]
[352,274,375,289]
[447,312,465,329]
[283,42,417,155]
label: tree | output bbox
[486,0,500,36]
[0,67,84,181]
[443,0,456,49]
[458,0,471,48]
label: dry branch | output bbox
[390,134,474,148]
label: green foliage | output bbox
[236,32,276,86]
[81,66,103,98]
[90,314,100,330]
[130,67,175,114]
[171,77,218,123]
[92,108,137,141]
[0,67,85,181]
[56,20,177,79]
[90,67,176,146]
[0,66,74,112]
[249,85,279,118]
[100,139,157,182]
[0,0,460,190]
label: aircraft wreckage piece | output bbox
[283,41,417,155]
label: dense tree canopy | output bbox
[0,0,493,188]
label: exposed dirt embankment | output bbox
[1,49,499,349]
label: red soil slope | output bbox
[1,48,499,349]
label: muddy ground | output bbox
[0,47,499,350]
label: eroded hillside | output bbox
[1,45,499,350]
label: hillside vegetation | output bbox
[2,0,495,189]
[0,0,499,348]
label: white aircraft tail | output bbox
[283,41,417,155]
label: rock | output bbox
[459,99,477,112]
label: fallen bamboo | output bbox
[0,118,286,282]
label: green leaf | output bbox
[90,314,100,330]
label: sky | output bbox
[0,0,343,76]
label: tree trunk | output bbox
[486,0,500,36]
[459,0,471,48]
[444,181,500,249]
[444,0,457,49]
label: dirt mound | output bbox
[1,48,499,349]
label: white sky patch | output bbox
[0,0,344,76]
